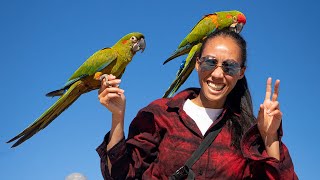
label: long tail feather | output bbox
[163,43,202,98]
[163,58,196,98]
[163,44,193,65]
[46,89,66,97]
[7,81,86,147]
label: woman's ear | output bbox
[239,67,246,79]
[195,57,200,72]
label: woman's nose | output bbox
[210,65,224,78]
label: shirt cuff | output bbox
[96,131,127,164]
[241,123,285,163]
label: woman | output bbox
[96,30,297,179]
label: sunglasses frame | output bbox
[197,56,242,76]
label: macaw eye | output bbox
[130,36,138,43]
[232,16,237,22]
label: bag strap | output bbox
[170,118,226,180]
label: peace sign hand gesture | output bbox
[257,77,282,143]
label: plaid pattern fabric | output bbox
[97,88,297,180]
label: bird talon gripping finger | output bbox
[99,74,109,81]
[98,74,111,87]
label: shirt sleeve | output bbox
[96,131,127,180]
[96,108,161,180]
[241,124,298,180]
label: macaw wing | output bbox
[68,47,117,82]
[46,48,118,97]
[178,14,217,49]
[163,14,217,65]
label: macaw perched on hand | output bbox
[7,32,146,147]
[163,10,246,98]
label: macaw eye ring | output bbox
[232,16,237,22]
[130,36,137,42]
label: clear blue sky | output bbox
[1,0,318,179]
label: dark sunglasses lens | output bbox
[222,60,240,76]
[201,58,218,71]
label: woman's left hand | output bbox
[257,77,282,138]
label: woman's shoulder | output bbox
[138,88,200,114]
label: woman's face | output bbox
[194,36,245,108]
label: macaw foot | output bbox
[93,72,108,81]
[98,74,109,82]
[94,73,110,86]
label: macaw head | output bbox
[216,10,246,33]
[117,32,146,54]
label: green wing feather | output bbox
[163,14,217,64]
[178,14,217,49]
[69,47,117,81]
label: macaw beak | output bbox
[229,22,244,33]
[235,23,244,33]
[132,38,146,53]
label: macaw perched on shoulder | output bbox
[7,32,146,147]
[163,10,246,98]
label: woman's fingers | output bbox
[266,101,280,116]
[264,77,280,102]
[272,79,280,102]
[98,74,121,94]
[265,77,272,101]
[99,86,124,98]
[101,74,120,87]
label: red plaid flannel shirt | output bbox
[97,88,297,180]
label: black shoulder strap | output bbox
[170,119,226,180]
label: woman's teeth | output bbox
[208,82,225,91]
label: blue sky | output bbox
[1,0,319,179]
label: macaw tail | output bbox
[163,57,196,98]
[163,44,193,65]
[7,80,86,148]
[163,43,201,98]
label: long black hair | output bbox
[199,29,256,148]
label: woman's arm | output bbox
[98,74,126,173]
[257,77,282,160]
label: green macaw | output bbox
[163,10,246,98]
[7,32,146,147]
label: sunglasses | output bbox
[197,56,242,76]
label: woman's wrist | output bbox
[261,133,278,147]
[260,132,280,160]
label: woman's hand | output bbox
[257,77,282,160]
[98,74,126,117]
[257,77,282,137]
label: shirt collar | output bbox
[166,88,200,110]
[165,88,240,117]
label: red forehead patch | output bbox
[237,14,246,23]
